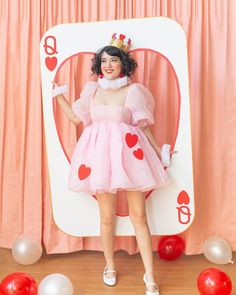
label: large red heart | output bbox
[125,133,138,148]
[177,190,190,205]
[133,148,144,160]
[45,56,57,71]
[78,164,91,180]
[54,50,180,217]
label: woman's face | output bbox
[100,52,122,80]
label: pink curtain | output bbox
[0,0,235,255]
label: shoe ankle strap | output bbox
[104,269,116,274]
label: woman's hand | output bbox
[162,144,178,167]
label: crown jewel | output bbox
[110,33,131,52]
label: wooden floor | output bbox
[0,248,235,294]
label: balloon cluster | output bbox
[157,235,233,265]
[1,234,233,294]
[157,235,233,295]
[0,235,73,295]
[197,236,233,295]
[0,273,73,295]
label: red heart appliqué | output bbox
[78,164,91,180]
[125,133,138,148]
[133,148,144,160]
[45,56,57,71]
[119,34,125,40]
[177,190,190,205]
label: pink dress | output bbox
[68,81,169,195]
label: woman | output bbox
[53,33,171,295]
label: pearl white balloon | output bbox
[203,236,233,264]
[12,235,43,265]
[38,274,73,295]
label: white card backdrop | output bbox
[40,17,194,236]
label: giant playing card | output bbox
[40,17,194,236]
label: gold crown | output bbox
[110,33,131,52]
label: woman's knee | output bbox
[100,214,114,226]
[129,211,147,226]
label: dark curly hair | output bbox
[91,46,137,77]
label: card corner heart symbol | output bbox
[45,56,58,71]
[177,190,190,205]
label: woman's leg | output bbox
[96,192,116,277]
[126,191,157,292]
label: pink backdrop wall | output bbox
[0,0,236,255]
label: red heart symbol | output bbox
[133,148,144,160]
[78,164,91,180]
[125,133,138,148]
[45,56,57,71]
[177,190,190,205]
[120,34,125,40]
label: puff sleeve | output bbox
[126,83,155,128]
[72,82,97,127]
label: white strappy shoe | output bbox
[143,273,160,295]
[103,266,116,286]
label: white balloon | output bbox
[38,274,73,295]
[203,236,233,264]
[12,235,43,265]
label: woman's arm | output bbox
[52,82,81,125]
[141,126,162,159]
[55,94,82,125]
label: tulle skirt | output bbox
[68,121,169,195]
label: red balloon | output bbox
[157,235,185,260]
[197,268,232,295]
[0,272,37,295]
